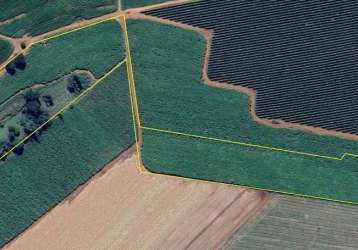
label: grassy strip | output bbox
[0,66,133,246]
[0,20,123,105]
[0,0,117,37]
[127,19,358,203]
[122,0,173,9]
[0,38,13,64]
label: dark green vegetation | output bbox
[122,0,172,9]
[0,0,117,37]
[0,66,133,246]
[223,195,358,250]
[0,38,13,64]
[0,20,123,160]
[0,20,123,105]
[127,20,358,202]
[0,71,93,158]
[142,130,358,202]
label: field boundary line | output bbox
[0,15,128,160]
[122,15,144,173]
[33,15,123,45]
[0,14,126,72]
[0,59,126,161]
[123,16,358,205]
[140,126,358,161]
[138,164,358,205]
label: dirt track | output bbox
[5,151,269,250]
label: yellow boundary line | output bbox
[0,15,127,160]
[0,16,122,72]
[0,59,126,161]
[122,15,144,172]
[138,165,358,205]
[140,126,358,161]
[1,14,356,205]
[122,17,358,205]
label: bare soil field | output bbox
[5,150,269,250]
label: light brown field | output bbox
[5,150,269,250]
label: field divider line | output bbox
[31,14,126,46]
[122,15,143,171]
[122,15,141,129]
[0,59,126,161]
[138,164,358,205]
[140,126,346,161]
[0,15,125,72]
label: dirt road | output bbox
[5,151,269,250]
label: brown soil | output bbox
[4,150,269,250]
[127,12,358,142]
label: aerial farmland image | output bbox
[1,1,358,250]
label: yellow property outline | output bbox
[0,14,357,205]
[122,17,358,205]
[0,15,129,161]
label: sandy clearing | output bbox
[4,150,269,250]
[127,10,358,142]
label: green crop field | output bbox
[0,18,133,246]
[0,65,133,246]
[223,195,358,250]
[127,19,358,203]
[0,38,13,64]
[0,0,117,37]
[122,0,173,10]
[0,20,123,159]
[0,20,124,105]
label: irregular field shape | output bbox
[145,1,358,135]
[0,0,117,37]
[122,0,173,10]
[223,195,358,250]
[127,20,358,203]
[0,22,133,245]
[0,38,13,64]
[0,20,124,105]
[127,20,358,157]
[5,154,268,250]
[142,130,358,202]
[0,70,94,153]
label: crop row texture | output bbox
[145,1,358,135]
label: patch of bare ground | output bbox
[4,150,269,250]
[129,12,358,142]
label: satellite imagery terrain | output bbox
[1,1,358,249]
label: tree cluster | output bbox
[5,54,27,76]
[67,75,83,94]
[0,90,54,160]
